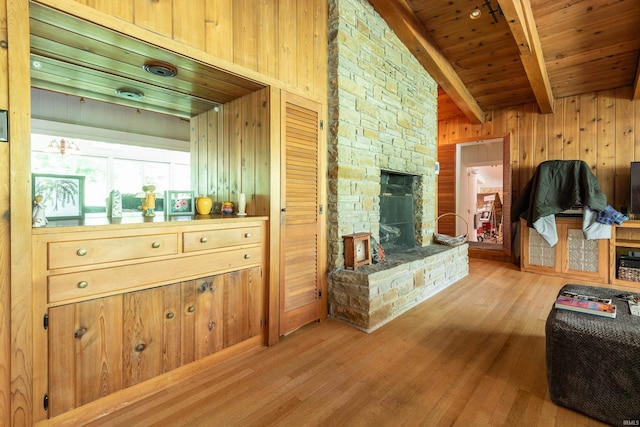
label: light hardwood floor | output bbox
[79,259,618,426]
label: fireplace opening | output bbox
[379,171,417,253]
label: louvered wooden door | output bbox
[280,92,322,335]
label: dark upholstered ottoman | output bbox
[546,284,640,426]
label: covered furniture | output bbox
[512,160,608,246]
[546,284,640,426]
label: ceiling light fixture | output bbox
[45,138,80,155]
[115,88,145,100]
[143,61,178,78]
[469,0,502,23]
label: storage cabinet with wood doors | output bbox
[520,217,609,283]
[33,218,267,419]
[609,220,640,288]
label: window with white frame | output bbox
[31,133,190,214]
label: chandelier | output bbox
[45,138,80,155]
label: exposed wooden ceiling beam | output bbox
[497,0,554,113]
[367,0,486,124]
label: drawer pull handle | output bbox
[77,248,87,256]
[244,254,251,259]
[244,233,252,238]
[200,237,208,243]
[135,343,146,352]
[152,241,161,249]
[77,281,89,289]
[74,327,87,339]
[166,312,175,319]
[188,306,196,313]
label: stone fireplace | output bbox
[326,0,468,332]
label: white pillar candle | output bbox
[238,193,246,214]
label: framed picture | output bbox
[165,190,195,216]
[32,173,85,220]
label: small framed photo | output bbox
[32,173,85,220]
[165,190,195,216]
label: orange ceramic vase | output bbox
[196,196,213,215]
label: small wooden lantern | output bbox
[343,232,372,270]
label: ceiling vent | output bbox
[115,89,145,100]
[143,61,178,78]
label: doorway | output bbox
[458,139,504,249]
[437,135,511,258]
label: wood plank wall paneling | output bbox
[75,0,326,101]
[172,0,205,51]
[438,86,639,211]
[83,0,133,21]
[0,1,8,424]
[191,88,270,216]
[134,0,172,38]
[205,0,234,62]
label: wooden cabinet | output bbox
[520,217,609,283]
[34,218,267,419]
[609,220,640,287]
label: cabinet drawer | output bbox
[183,226,261,253]
[48,246,262,304]
[48,234,179,269]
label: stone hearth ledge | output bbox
[328,244,469,333]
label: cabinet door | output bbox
[49,295,123,417]
[181,280,197,365]
[123,287,165,387]
[520,219,560,274]
[194,276,224,358]
[162,283,183,372]
[247,266,265,339]
[564,222,609,282]
[224,267,264,347]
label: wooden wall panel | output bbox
[191,89,270,215]
[0,0,9,424]
[439,86,639,211]
[83,0,133,21]
[296,0,314,93]
[233,0,258,71]
[258,0,279,78]
[172,0,205,50]
[133,0,172,38]
[204,0,234,62]
[279,0,297,87]
[597,90,616,201]
[615,86,635,208]
[579,93,598,174]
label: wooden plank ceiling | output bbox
[29,2,265,119]
[369,0,640,123]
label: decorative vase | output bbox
[221,201,234,215]
[196,196,213,215]
[238,193,246,215]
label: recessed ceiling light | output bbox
[470,7,482,19]
[143,61,178,78]
[115,89,145,100]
